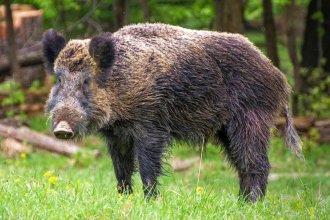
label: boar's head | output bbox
[42,30,116,139]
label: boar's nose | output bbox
[54,121,74,139]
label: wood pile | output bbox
[0,4,42,52]
[0,4,44,87]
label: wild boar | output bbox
[42,23,302,202]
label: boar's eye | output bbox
[83,78,90,86]
[57,77,62,84]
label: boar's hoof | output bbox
[54,121,74,139]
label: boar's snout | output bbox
[53,121,74,139]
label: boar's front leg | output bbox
[134,124,169,199]
[104,131,135,195]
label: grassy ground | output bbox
[0,116,329,219]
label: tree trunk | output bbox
[139,0,150,22]
[301,0,330,72]
[286,0,302,116]
[3,0,21,82]
[263,0,280,67]
[213,0,244,33]
[54,0,68,37]
[113,0,128,30]
[300,0,330,111]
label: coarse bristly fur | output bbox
[42,23,303,202]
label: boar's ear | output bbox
[89,33,115,70]
[42,29,66,73]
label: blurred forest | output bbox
[0,0,329,145]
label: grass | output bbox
[0,116,329,219]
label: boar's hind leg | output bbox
[134,125,169,199]
[220,112,271,202]
[106,134,135,195]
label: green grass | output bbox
[0,116,329,219]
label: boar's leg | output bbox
[221,111,271,202]
[134,125,169,199]
[105,132,135,195]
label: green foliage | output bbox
[311,11,324,23]
[12,0,113,37]
[1,91,25,107]
[29,115,50,132]
[29,80,42,90]
[298,68,330,117]
[245,0,310,22]
[302,128,320,152]
[11,0,215,37]
[148,0,213,29]
[245,0,263,21]
[0,81,25,114]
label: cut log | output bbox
[0,123,100,157]
[0,4,43,52]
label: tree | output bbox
[54,0,68,37]
[285,0,302,116]
[263,0,280,67]
[3,0,21,83]
[113,0,129,30]
[213,0,244,33]
[299,0,330,115]
[301,0,330,72]
[139,0,150,22]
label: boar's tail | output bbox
[283,104,304,159]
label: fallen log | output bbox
[0,123,100,157]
